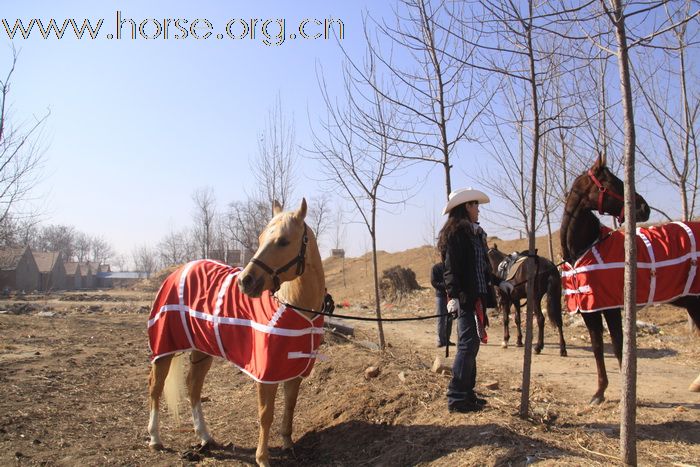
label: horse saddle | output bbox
[497,250,533,281]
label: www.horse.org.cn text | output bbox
[1,11,345,46]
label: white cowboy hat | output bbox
[441,187,490,215]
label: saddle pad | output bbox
[505,256,528,282]
[148,260,324,383]
[561,221,700,313]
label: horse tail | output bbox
[163,353,186,426]
[546,267,563,329]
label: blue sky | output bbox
[0,0,464,261]
[0,1,683,264]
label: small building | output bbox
[95,264,112,288]
[98,271,146,289]
[0,245,40,292]
[331,249,345,258]
[80,262,94,289]
[226,249,242,266]
[33,251,66,291]
[64,262,83,290]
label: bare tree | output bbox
[34,224,76,261]
[356,0,492,199]
[0,214,39,247]
[191,187,217,259]
[561,1,700,462]
[157,228,195,267]
[225,198,269,261]
[306,194,332,253]
[111,254,127,272]
[132,244,159,279]
[312,45,411,350]
[634,3,700,221]
[0,48,49,226]
[89,235,113,264]
[73,232,91,262]
[253,95,297,214]
[454,0,574,418]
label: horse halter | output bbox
[249,224,308,293]
[587,169,625,222]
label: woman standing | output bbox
[438,188,513,413]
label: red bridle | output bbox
[587,169,625,222]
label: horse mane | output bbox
[560,183,602,264]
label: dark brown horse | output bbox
[487,247,567,356]
[561,154,700,404]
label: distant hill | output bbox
[324,231,563,301]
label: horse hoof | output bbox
[589,395,605,405]
[534,347,542,354]
[516,342,523,348]
[689,382,700,392]
[560,349,568,357]
[282,436,294,450]
[149,443,165,452]
[501,341,508,349]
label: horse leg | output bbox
[280,377,302,450]
[557,322,568,357]
[514,301,523,347]
[684,301,700,391]
[603,309,623,366]
[534,301,545,355]
[582,312,608,405]
[187,351,216,448]
[148,355,173,450]
[256,382,279,467]
[502,298,511,349]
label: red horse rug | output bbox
[562,221,700,313]
[148,260,324,383]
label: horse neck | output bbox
[487,250,505,271]
[278,236,325,318]
[561,192,600,264]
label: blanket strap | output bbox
[212,271,240,358]
[673,221,697,295]
[636,229,656,307]
[178,261,198,349]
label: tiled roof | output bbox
[0,246,29,270]
[32,251,62,273]
[64,262,82,275]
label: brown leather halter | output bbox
[249,224,308,293]
[587,169,625,222]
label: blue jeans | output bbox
[436,294,452,346]
[447,303,480,407]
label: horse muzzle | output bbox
[238,271,265,297]
[636,197,651,222]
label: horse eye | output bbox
[277,238,290,247]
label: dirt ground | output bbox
[0,282,698,466]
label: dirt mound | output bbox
[134,265,181,292]
[380,266,422,302]
[58,293,127,302]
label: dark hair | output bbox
[437,204,471,259]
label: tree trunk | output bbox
[611,0,638,464]
[520,0,538,419]
[370,207,386,349]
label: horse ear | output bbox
[594,150,607,169]
[295,198,307,220]
[272,200,283,216]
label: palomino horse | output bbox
[147,199,325,467]
[561,154,700,404]
[487,247,567,356]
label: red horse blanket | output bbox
[148,260,324,383]
[562,221,700,313]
